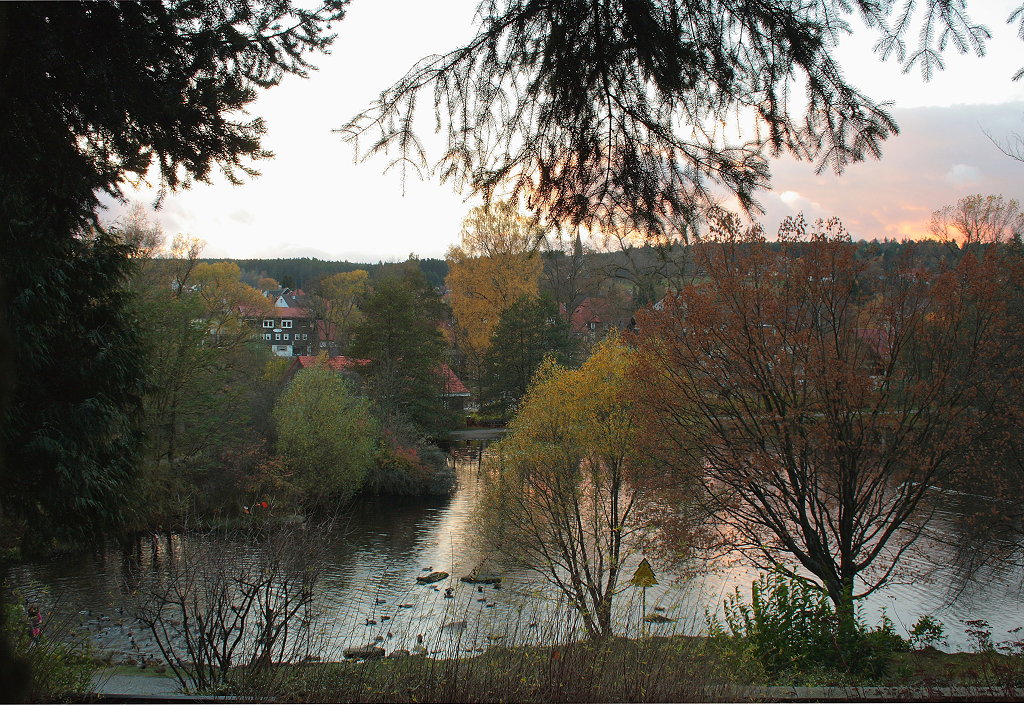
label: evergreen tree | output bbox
[350,266,452,437]
[346,0,1016,237]
[482,294,576,420]
[2,232,145,550]
[0,0,346,548]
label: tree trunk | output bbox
[826,578,858,657]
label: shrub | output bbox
[909,614,948,651]
[364,420,455,497]
[274,365,378,506]
[1,598,95,701]
[965,619,995,653]
[136,524,326,694]
[707,569,908,682]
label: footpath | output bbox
[86,672,1024,702]
[449,427,508,441]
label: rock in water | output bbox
[344,645,386,660]
[643,614,675,623]
[416,571,449,584]
[460,574,503,585]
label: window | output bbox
[263,333,272,341]
[275,333,281,340]
[588,321,597,331]
[283,333,290,340]
[281,320,293,328]
[263,319,274,328]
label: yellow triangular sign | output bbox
[630,557,657,587]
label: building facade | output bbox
[256,305,315,357]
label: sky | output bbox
[102,1,1024,260]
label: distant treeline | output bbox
[202,238,959,295]
[199,257,450,290]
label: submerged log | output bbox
[344,645,386,660]
[416,571,449,584]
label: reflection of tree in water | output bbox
[944,484,1024,595]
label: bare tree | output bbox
[987,128,1024,163]
[541,228,589,321]
[632,215,1021,638]
[136,524,326,693]
[930,193,1024,244]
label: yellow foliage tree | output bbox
[479,336,680,638]
[446,201,545,379]
[193,261,272,343]
[313,269,369,352]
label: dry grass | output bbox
[225,634,756,703]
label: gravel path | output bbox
[91,670,181,696]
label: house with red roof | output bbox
[438,363,471,411]
[570,298,605,335]
[244,287,325,357]
[255,304,315,357]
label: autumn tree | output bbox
[930,193,1024,244]
[131,240,274,483]
[631,215,1020,640]
[274,363,378,506]
[482,294,576,419]
[446,201,544,390]
[309,269,368,353]
[481,337,679,638]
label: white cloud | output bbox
[228,209,256,225]
[945,163,982,186]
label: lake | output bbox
[8,441,1024,662]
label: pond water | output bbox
[8,442,1024,662]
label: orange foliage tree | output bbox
[446,201,545,392]
[631,215,1022,635]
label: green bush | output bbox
[908,614,948,651]
[707,569,908,682]
[1,600,95,702]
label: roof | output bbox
[266,306,309,319]
[854,328,891,359]
[571,298,606,332]
[439,363,471,396]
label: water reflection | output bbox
[8,441,1024,660]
